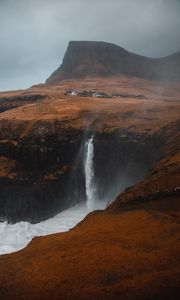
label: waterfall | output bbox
[84,135,96,211]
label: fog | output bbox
[0,0,180,91]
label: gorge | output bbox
[0,110,162,224]
[0,41,179,299]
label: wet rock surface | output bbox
[0,123,162,223]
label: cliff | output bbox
[0,77,180,299]
[0,120,179,298]
[0,77,180,222]
[46,41,180,83]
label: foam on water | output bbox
[0,201,107,255]
[0,134,107,256]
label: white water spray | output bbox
[84,135,96,211]
[0,135,110,256]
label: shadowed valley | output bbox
[0,41,179,300]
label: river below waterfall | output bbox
[0,200,107,255]
[0,134,109,255]
[0,130,156,256]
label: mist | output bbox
[0,0,180,91]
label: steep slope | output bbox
[0,78,179,299]
[46,41,180,83]
[0,124,179,299]
[0,78,180,223]
[0,206,179,300]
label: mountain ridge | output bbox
[46,41,180,83]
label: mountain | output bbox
[46,41,180,83]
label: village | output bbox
[64,89,146,99]
[64,89,112,98]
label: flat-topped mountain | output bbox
[46,41,180,83]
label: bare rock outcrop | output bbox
[46,41,180,83]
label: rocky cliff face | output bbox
[46,41,180,83]
[0,78,179,223]
[0,120,161,223]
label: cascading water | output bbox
[84,135,96,211]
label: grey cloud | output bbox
[0,0,180,91]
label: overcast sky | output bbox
[0,0,180,91]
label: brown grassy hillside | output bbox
[0,77,179,299]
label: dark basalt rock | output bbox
[0,125,163,223]
[0,122,86,223]
[93,131,162,203]
[46,41,180,83]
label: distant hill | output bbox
[46,41,180,83]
